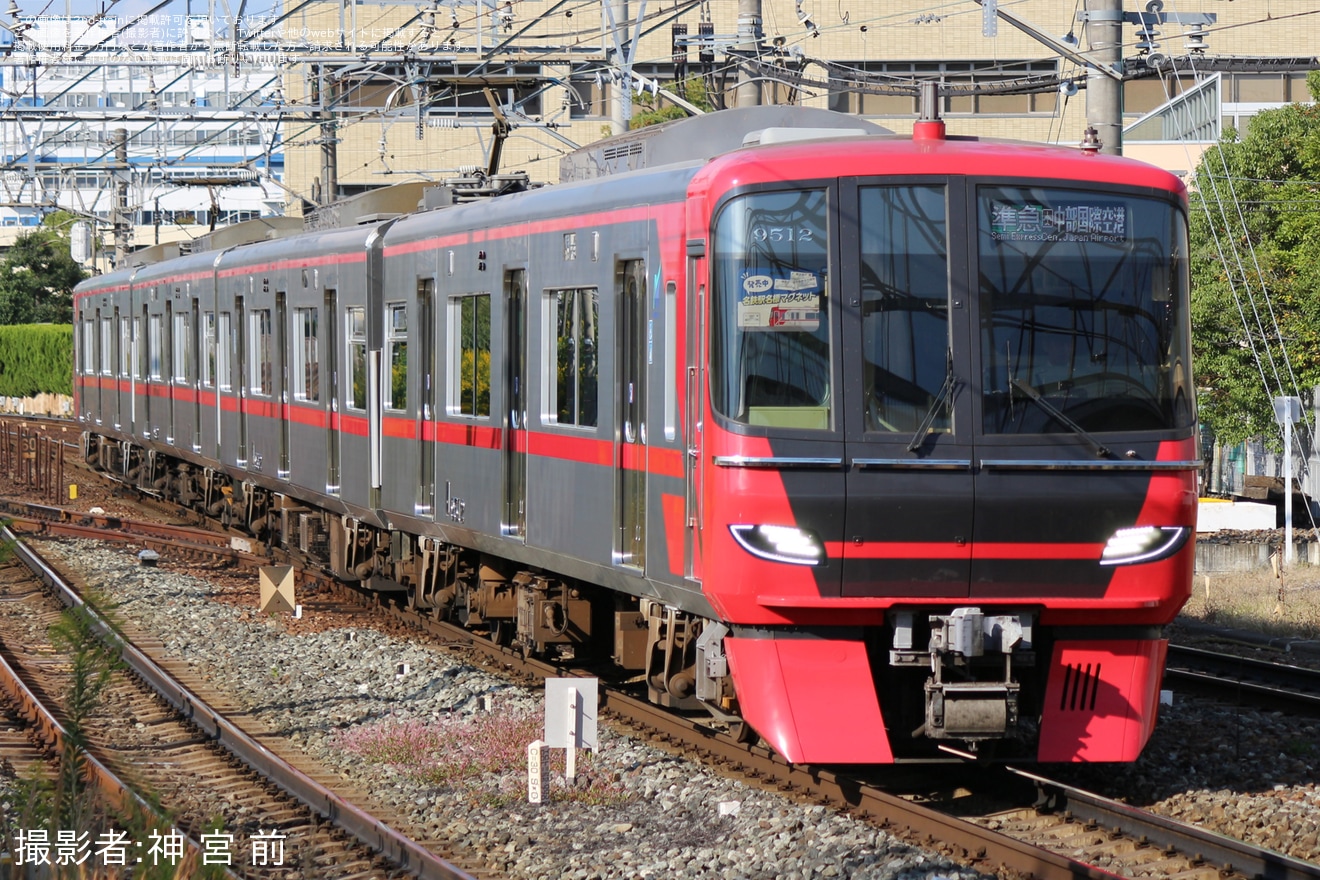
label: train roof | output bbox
[691,130,1187,198]
[75,108,1184,294]
[559,106,892,182]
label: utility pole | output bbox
[113,128,130,266]
[1083,0,1123,155]
[607,0,633,135]
[735,0,762,108]
[319,115,339,203]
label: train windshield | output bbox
[710,189,833,430]
[978,186,1193,434]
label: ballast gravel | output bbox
[40,539,986,880]
[34,539,1320,877]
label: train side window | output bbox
[293,307,320,402]
[386,303,408,411]
[173,310,192,383]
[710,189,832,430]
[545,287,598,428]
[148,314,163,380]
[82,316,96,374]
[248,308,272,396]
[201,312,215,388]
[347,307,367,410]
[100,317,114,375]
[119,316,132,377]
[136,315,146,380]
[449,293,490,417]
[217,313,232,391]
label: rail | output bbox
[2,523,476,880]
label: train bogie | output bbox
[74,106,1197,765]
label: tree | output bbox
[0,225,86,325]
[629,76,715,129]
[1189,71,1320,447]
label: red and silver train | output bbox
[74,106,1197,763]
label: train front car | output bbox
[689,131,1196,763]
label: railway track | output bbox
[0,524,480,880]
[345,581,1320,880]
[5,430,1319,880]
[1164,644,1320,714]
[12,507,1320,880]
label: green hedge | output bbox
[0,324,73,397]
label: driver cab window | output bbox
[711,189,832,430]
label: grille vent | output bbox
[1060,662,1102,711]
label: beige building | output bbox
[275,0,1317,210]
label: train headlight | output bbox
[729,524,825,566]
[1099,526,1189,566]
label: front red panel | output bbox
[1037,639,1167,762]
[725,635,892,764]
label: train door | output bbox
[235,295,248,465]
[200,310,218,457]
[92,308,105,423]
[113,307,125,429]
[217,310,232,461]
[191,300,201,450]
[416,278,435,516]
[837,178,974,598]
[163,300,175,442]
[684,246,705,582]
[502,269,527,539]
[325,288,340,494]
[145,301,158,438]
[616,260,647,569]
[170,299,193,450]
[133,304,145,438]
[276,291,290,477]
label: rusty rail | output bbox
[0,418,67,504]
[2,524,475,880]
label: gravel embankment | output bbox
[36,539,990,880]
[25,537,1320,876]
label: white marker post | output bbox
[544,678,598,790]
[565,688,578,785]
[527,740,548,804]
[1274,395,1303,565]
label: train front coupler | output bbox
[890,607,1035,743]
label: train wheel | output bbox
[727,720,758,746]
[489,618,512,646]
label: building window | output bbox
[347,307,367,411]
[827,60,1059,116]
[386,303,408,411]
[294,307,319,401]
[547,288,598,427]
[451,293,490,417]
[568,79,610,118]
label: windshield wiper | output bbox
[908,369,956,452]
[1009,377,1112,458]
